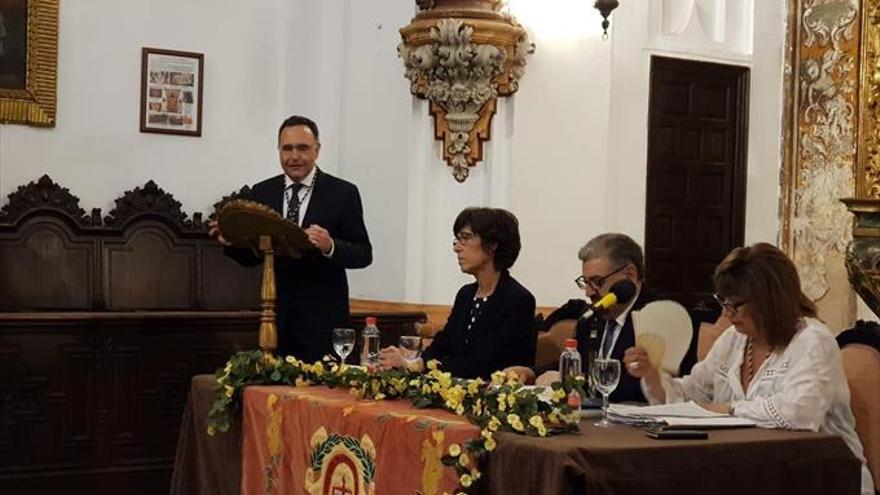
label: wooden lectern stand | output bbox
[217,200,314,356]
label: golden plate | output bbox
[217,199,314,258]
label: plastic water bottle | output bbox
[360,316,380,369]
[559,338,582,411]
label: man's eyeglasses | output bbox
[713,294,750,315]
[574,264,628,290]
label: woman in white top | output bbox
[624,243,874,494]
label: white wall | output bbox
[0,0,289,216]
[507,0,614,306]
[0,0,788,308]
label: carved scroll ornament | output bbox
[784,0,860,301]
[843,0,880,317]
[399,0,533,182]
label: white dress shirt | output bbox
[598,287,640,360]
[282,167,334,257]
[645,317,873,494]
[282,166,316,223]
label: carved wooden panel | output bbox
[0,313,258,495]
[0,219,96,310]
[200,244,261,309]
[645,56,749,308]
[103,225,197,309]
[0,176,429,494]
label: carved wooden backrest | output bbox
[0,175,261,311]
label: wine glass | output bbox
[591,358,621,428]
[398,335,422,367]
[332,328,355,364]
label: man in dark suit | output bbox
[209,115,372,362]
[510,233,650,402]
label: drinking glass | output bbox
[398,335,422,367]
[591,358,621,427]
[332,328,355,364]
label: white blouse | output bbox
[645,317,873,494]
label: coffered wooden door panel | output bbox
[645,56,749,308]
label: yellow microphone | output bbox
[581,280,636,320]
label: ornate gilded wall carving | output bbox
[398,0,533,182]
[841,0,880,318]
[782,0,861,302]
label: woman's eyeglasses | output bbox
[574,264,628,290]
[713,293,750,315]
[453,231,477,245]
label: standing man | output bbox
[210,115,372,362]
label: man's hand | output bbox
[535,370,560,386]
[504,366,536,385]
[305,224,334,254]
[208,220,232,246]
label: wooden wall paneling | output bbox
[102,223,198,310]
[200,244,262,309]
[0,318,98,475]
[0,216,97,310]
[0,177,430,494]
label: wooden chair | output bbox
[839,337,880,493]
[534,319,577,369]
[696,316,730,361]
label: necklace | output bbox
[745,337,771,386]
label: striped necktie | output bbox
[601,320,618,358]
[286,183,304,225]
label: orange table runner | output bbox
[242,385,480,495]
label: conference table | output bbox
[171,375,862,495]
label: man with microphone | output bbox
[508,233,653,403]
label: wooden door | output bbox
[644,56,749,308]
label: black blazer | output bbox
[224,170,372,362]
[423,271,537,379]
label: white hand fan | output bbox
[631,300,693,376]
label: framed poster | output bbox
[0,0,58,127]
[140,47,203,136]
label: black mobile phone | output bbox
[645,428,708,440]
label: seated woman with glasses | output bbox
[624,243,874,494]
[377,207,537,379]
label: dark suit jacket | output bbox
[578,287,655,403]
[422,271,537,379]
[224,169,372,362]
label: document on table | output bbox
[607,401,756,429]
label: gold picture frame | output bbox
[0,0,57,127]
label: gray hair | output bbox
[577,233,645,280]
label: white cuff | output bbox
[322,238,335,258]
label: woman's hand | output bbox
[623,346,665,402]
[378,346,424,372]
[698,402,732,415]
[378,346,406,370]
[623,347,656,378]
[504,366,536,385]
[535,370,560,387]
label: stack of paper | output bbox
[607,401,756,429]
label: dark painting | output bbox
[0,0,27,90]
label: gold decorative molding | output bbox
[0,0,58,126]
[398,0,533,182]
[857,0,880,197]
[781,0,860,302]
